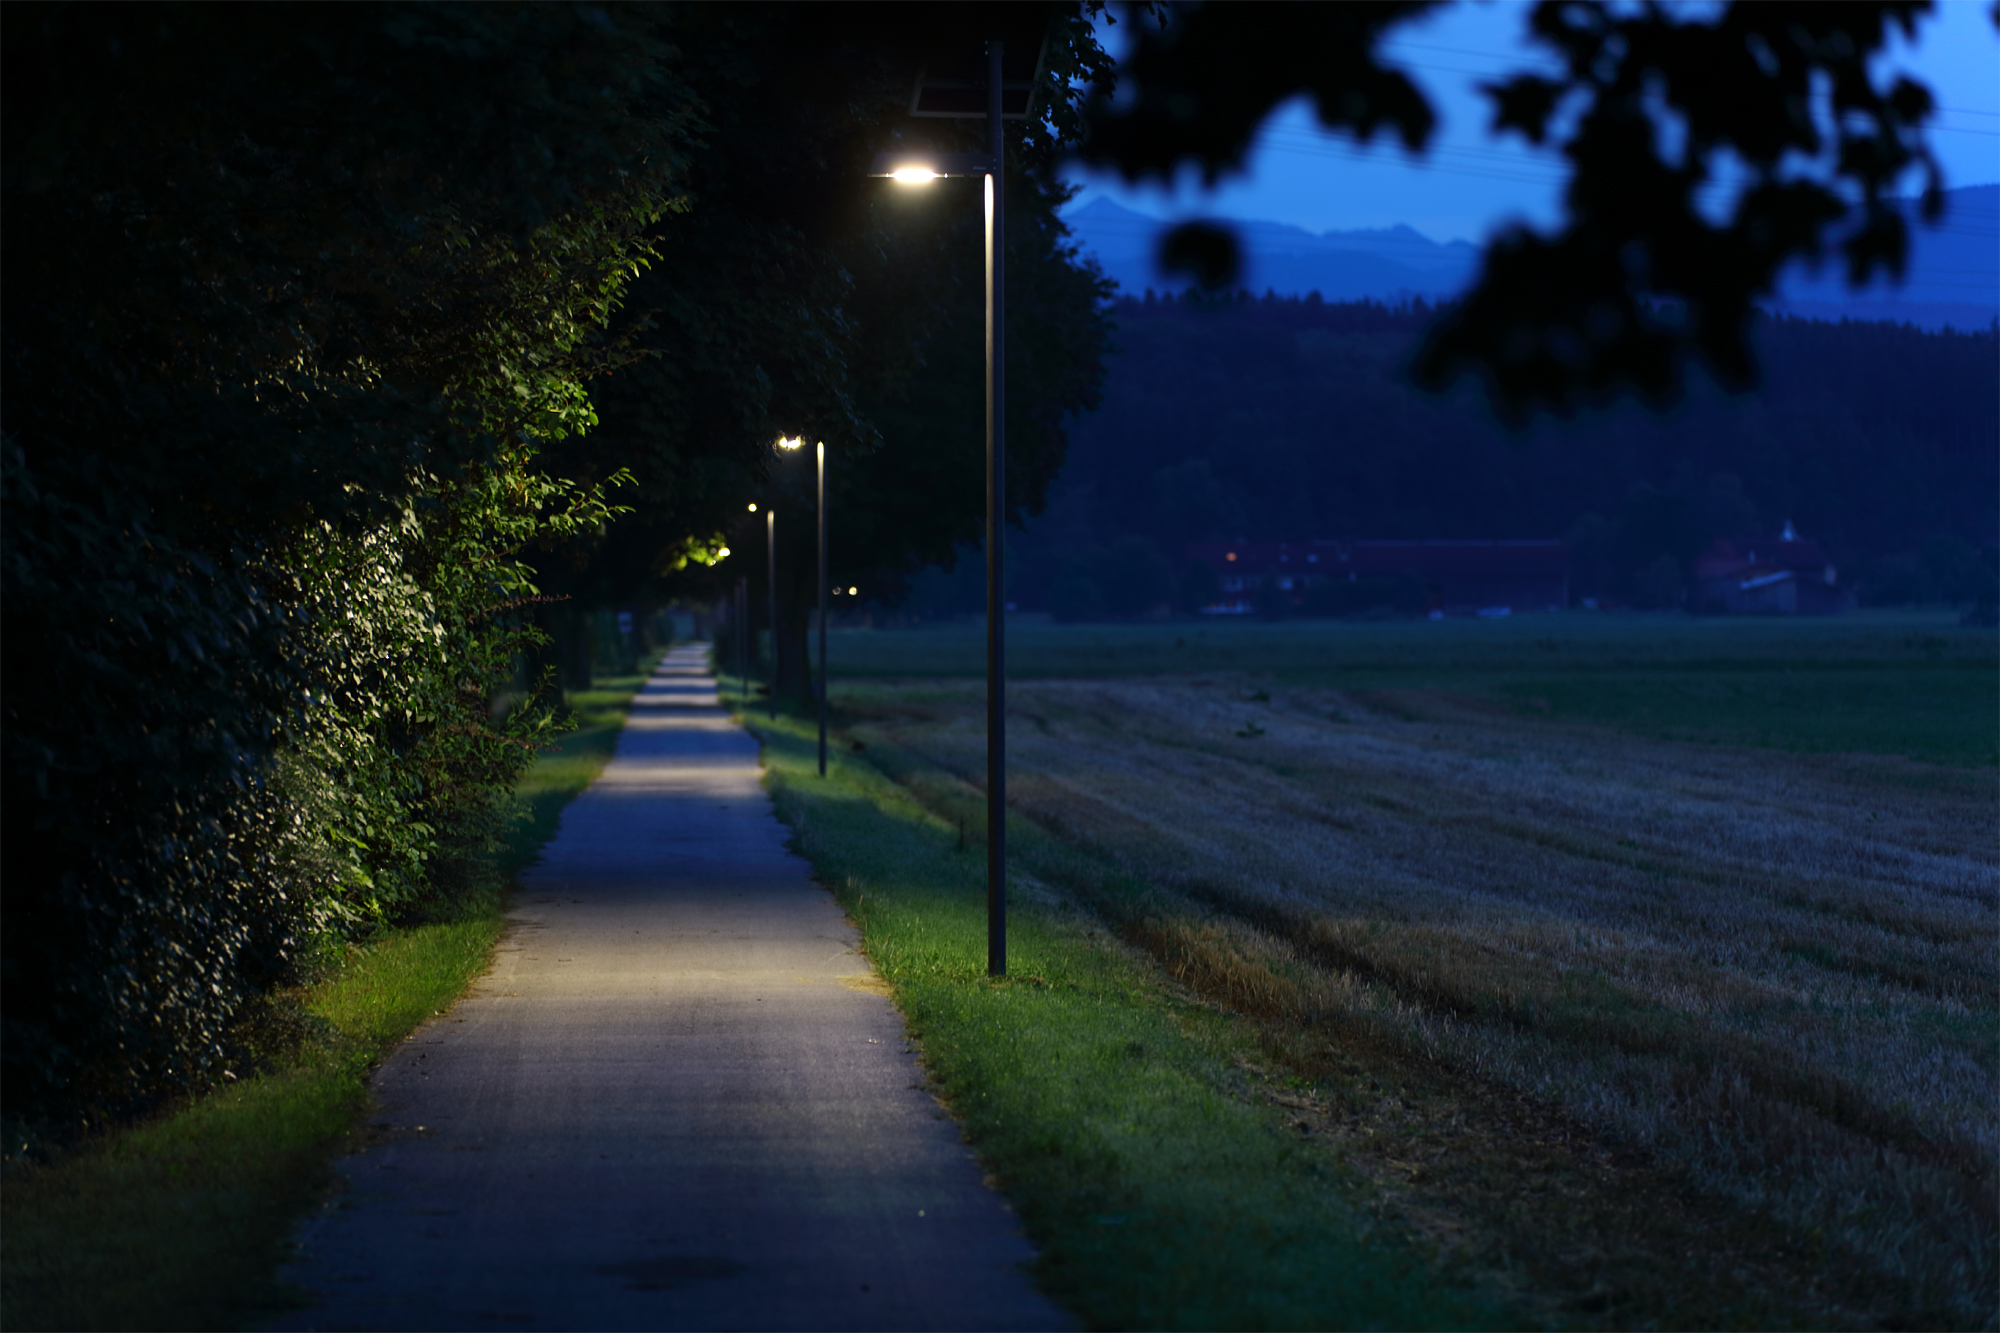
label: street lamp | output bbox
[867,40,1011,976]
[750,502,778,719]
[776,435,828,776]
[735,574,748,705]
[759,505,777,719]
[815,438,828,779]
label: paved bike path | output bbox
[275,645,1065,1331]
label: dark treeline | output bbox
[908,290,1998,617]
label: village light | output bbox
[891,167,939,184]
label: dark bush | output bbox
[1050,572,1109,623]
[1301,574,1427,618]
[1,5,670,1131]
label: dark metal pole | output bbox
[984,39,1007,977]
[816,440,828,777]
[767,509,777,719]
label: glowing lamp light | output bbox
[1226,552,1237,562]
[747,502,758,512]
[867,152,991,182]
[717,547,730,559]
[848,587,858,596]
[777,435,805,450]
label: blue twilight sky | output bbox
[1060,0,2000,243]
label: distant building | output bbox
[1185,539,1569,614]
[1694,522,1848,615]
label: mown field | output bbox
[785,610,1997,1328]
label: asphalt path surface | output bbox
[275,646,1066,1331]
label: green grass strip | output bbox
[738,696,1493,1331]
[1,656,664,1332]
[0,919,509,1332]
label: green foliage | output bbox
[0,912,509,1333]
[1,655,654,1332]
[0,0,1114,1136]
[276,460,633,922]
[2,4,676,1129]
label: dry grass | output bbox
[838,673,1998,1328]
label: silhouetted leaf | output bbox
[1160,220,1242,291]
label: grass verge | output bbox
[732,689,1497,1331]
[0,655,663,1332]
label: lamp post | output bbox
[736,575,748,704]
[765,506,777,719]
[775,435,828,773]
[816,438,829,779]
[867,40,1011,976]
[750,502,777,718]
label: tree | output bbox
[1080,0,1989,415]
[538,4,1116,699]
[1010,291,1995,606]
[2,3,680,1126]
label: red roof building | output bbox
[1185,539,1569,615]
[1694,522,1847,615]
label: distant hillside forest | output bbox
[911,291,1998,617]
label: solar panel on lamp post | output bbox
[866,39,1016,976]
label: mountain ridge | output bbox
[1062,186,1999,330]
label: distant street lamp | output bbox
[750,502,778,719]
[765,506,777,719]
[868,39,1020,976]
[816,438,829,778]
[776,435,828,775]
[735,574,749,704]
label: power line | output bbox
[1251,135,2000,235]
[1366,54,2000,137]
[1239,123,2000,235]
[1379,37,2000,122]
